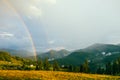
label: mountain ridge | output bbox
[54,43,120,72]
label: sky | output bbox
[0,0,120,52]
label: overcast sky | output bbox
[0,0,120,51]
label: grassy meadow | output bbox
[0,70,120,80]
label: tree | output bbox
[74,66,80,72]
[112,60,119,75]
[68,65,74,72]
[53,61,60,71]
[43,58,50,70]
[105,62,113,74]
[97,66,105,74]
[39,59,43,70]
[117,58,120,73]
[83,59,89,73]
[80,65,84,72]
[35,63,39,70]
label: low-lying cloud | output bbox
[0,32,14,38]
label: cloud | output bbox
[29,5,42,17]
[22,5,42,18]
[46,0,56,4]
[48,40,55,44]
[0,32,14,38]
[7,0,42,19]
[32,0,56,4]
[46,47,65,51]
[105,35,120,44]
[8,0,56,19]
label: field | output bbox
[0,70,120,80]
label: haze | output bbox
[0,0,120,51]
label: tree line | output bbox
[96,57,120,75]
[34,57,120,75]
[35,58,60,71]
[34,58,90,73]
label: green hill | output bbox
[55,43,120,72]
[0,51,12,61]
[0,51,33,70]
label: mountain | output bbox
[37,49,71,60]
[0,49,34,57]
[80,43,120,53]
[0,48,71,60]
[55,43,120,72]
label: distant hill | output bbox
[80,43,120,53]
[0,49,71,60]
[55,43,120,72]
[0,49,34,57]
[37,49,71,60]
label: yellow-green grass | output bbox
[0,70,119,80]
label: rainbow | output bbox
[3,0,37,62]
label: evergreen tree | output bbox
[97,66,101,74]
[113,58,120,75]
[39,59,43,70]
[105,62,112,74]
[53,61,60,71]
[80,65,84,72]
[116,59,120,74]
[118,58,120,73]
[112,61,116,74]
[74,66,80,72]
[68,65,74,72]
[35,61,39,70]
[96,66,105,74]
[83,59,89,73]
[43,58,50,70]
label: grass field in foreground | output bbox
[0,70,120,80]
